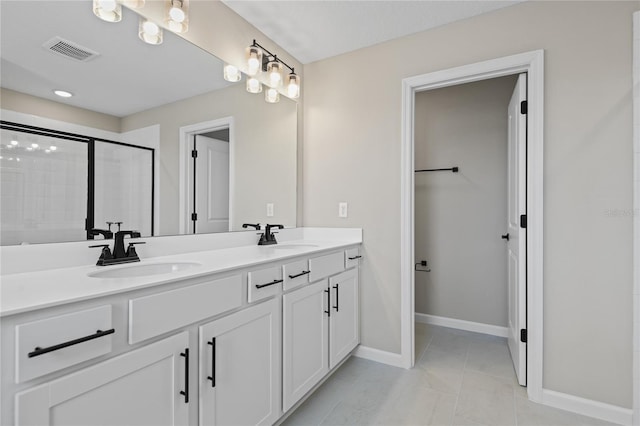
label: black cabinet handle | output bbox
[501,233,510,241]
[180,348,189,403]
[207,338,216,388]
[324,288,331,317]
[333,284,340,312]
[288,270,310,279]
[348,255,362,260]
[28,328,115,358]
[255,279,283,289]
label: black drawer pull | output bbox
[333,284,340,312]
[255,279,283,289]
[348,255,362,260]
[180,348,189,403]
[207,338,216,388]
[288,270,310,279]
[28,328,115,358]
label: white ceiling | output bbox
[222,0,524,64]
[0,1,230,117]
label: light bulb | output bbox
[31,143,39,149]
[139,18,163,45]
[265,87,280,104]
[93,0,122,22]
[223,64,241,82]
[246,77,262,94]
[286,73,300,99]
[246,46,262,76]
[267,61,283,87]
[166,0,189,33]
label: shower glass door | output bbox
[0,128,88,245]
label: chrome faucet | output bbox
[90,230,145,266]
[258,224,284,246]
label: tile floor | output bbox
[281,323,617,426]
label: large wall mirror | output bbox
[0,0,297,246]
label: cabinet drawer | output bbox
[282,259,310,291]
[248,266,282,303]
[129,275,242,344]
[15,305,113,383]
[345,247,362,269]
[309,252,344,282]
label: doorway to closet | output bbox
[400,50,544,400]
[413,73,527,386]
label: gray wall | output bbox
[414,76,517,327]
[302,1,636,408]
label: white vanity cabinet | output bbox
[199,298,281,426]
[282,253,361,412]
[2,239,362,426]
[15,331,190,426]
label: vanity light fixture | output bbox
[223,64,241,82]
[93,0,122,22]
[246,77,263,94]
[265,87,280,104]
[244,40,301,101]
[54,90,73,98]
[138,18,163,45]
[166,0,189,33]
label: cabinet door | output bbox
[329,269,359,369]
[199,298,281,426]
[15,332,189,426]
[282,279,329,412]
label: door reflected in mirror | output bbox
[0,0,297,245]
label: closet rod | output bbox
[415,167,459,173]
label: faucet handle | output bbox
[89,244,113,264]
[114,222,123,232]
[126,242,145,258]
[106,222,114,231]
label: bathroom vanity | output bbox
[0,228,362,425]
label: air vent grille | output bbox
[42,37,100,62]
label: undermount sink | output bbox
[88,262,201,279]
[271,243,319,250]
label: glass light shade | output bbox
[265,87,280,104]
[246,46,263,76]
[166,0,189,33]
[286,73,300,99]
[138,18,163,45]
[93,0,122,22]
[246,77,262,94]
[123,0,145,8]
[267,61,283,87]
[223,64,241,82]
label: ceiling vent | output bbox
[42,37,100,62]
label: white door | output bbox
[194,134,229,234]
[15,332,189,426]
[506,73,527,386]
[282,279,329,412]
[329,269,359,369]
[199,298,281,426]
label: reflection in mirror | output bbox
[0,0,297,245]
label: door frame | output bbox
[178,117,234,234]
[400,50,544,402]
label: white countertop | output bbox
[0,238,360,317]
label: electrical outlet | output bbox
[338,202,348,218]
[266,203,274,217]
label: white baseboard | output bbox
[541,389,633,426]
[353,345,406,368]
[415,313,509,338]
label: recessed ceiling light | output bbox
[10,140,18,146]
[54,90,73,98]
[31,143,39,149]
[50,146,57,151]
